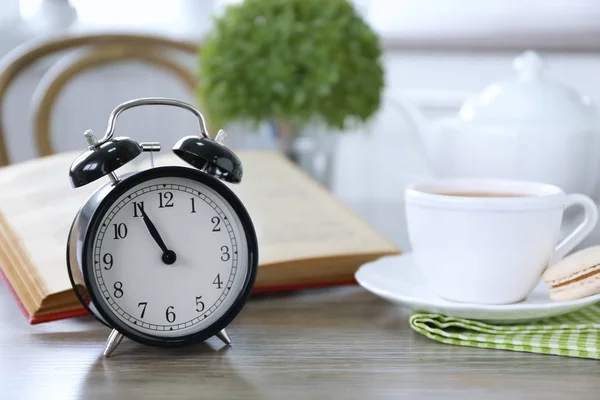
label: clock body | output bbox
[67,166,258,347]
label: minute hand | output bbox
[140,207,169,254]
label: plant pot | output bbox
[270,121,338,189]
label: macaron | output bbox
[543,246,600,301]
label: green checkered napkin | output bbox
[409,304,600,359]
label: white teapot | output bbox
[398,51,600,197]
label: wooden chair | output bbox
[0,33,199,166]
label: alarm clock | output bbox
[66,98,258,357]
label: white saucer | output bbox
[355,253,600,323]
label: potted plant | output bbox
[198,0,384,185]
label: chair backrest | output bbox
[0,33,199,166]
[31,44,198,157]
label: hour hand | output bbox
[139,207,176,265]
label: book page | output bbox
[0,152,133,295]
[152,151,400,266]
[0,150,399,299]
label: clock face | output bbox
[84,168,256,343]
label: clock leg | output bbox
[103,329,124,357]
[216,329,231,346]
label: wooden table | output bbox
[2,280,600,400]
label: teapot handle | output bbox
[385,94,435,178]
[386,90,475,180]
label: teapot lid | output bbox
[459,51,599,128]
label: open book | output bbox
[0,151,400,324]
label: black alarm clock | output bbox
[66,98,258,357]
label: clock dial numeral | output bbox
[213,274,223,289]
[221,245,230,261]
[138,302,148,318]
[195,296,205,312]
[113,281,124,298]
[212,216,221,232]
[102,253,113,270]
[190,197,196,213]
[112,223,128,239]
[158,191,174,208]
[133,201,144,217]
[165,306,176,323]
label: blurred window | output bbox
[20,0,185,27]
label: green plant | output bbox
[198,0,384,130]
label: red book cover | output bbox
[1,264,357,324]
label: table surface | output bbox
[2,279,600,400]
[1,200,599,400]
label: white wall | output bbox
[4,0,600,250]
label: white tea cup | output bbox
[405,179,598,304]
